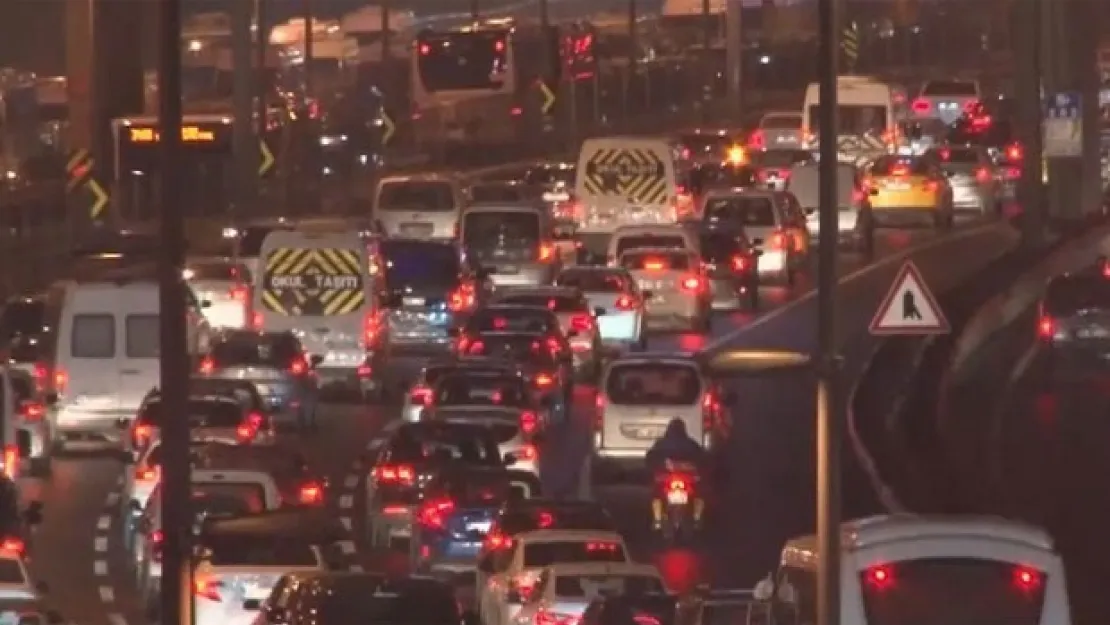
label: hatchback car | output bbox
[460,204,561,287]
[618,249,711,333]
[700,189,809,285]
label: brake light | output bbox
[1101,259,1110,279]
[198,356,215,375]
[1037,315,1056,340]
[517,444,537,460]
[538,242,556,262]
[544,337,563,355]
[1013,565,1043,592]
[289,357,308,376]
[19,401,44,421]
[536,612,580,625]
[374,464,415,485]
[133,423,153,447]
[0,538,24,554]
[410,385,433,405]
[417,498,455,529]
[1004,166,1021,180]
[363,311,382,345]
[730,254,749,272]
[1006,143,1023,161]
[865,564,894,589]
[32,363,47,392]
[534,372,556,390]
[298,481,324,505]
[136,466,158,481]
[537,511,554,528]
[53,368,67,393]
[466,340,486,355]
[939,148,951,161]
[235,422,258,443]
[495,39,505,52]
[975,167,991,183]
[570,314,593,332]
[748,130,764,149]
[357,361,372,378]
[634,615,661,625]
[586,541,619,552]
[614,294,636,310]
[485,531,513,550]
[251,312,262,329]
[680,276,703,293]
[768,232,788,250]
[667,475,690,492]
[195,578,223,602]
[419,43,430,55]
[229,285,248,301]
[448,288,475,312]
[643,258,666,271]
[891,164,910,177]
[923,180,939,193]
[911,98,930,114]
[963,99,980,112]
[4,445,21,478]
[519,411,538,435]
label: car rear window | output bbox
[614,235,687,257]
[554,574,665,598]
[555,270,631,292]
[921,81,978,97]
[605,363,702,405]
[388,426,503,465]
[523,541,626,567]
[468,309,559,334]
[193,482,268,516]
[462,212,541,248]
[1044,276,1110,315]
[435,374,530,408]
[204,535,319,566]
[620,252,694,271]
[699,232,744,263]
[939,147,980,165]
[71,313,115,358]
[689,163,759,191]
[381,240,461,290]
[313,578,458,625]
[439,471,542,504]
[141,399,243,428]
[871,157,930,176]
[185,262,247,282]
[378,181,455,211]
[755,150,812,167]
[496,294,585,313]
[704,196,777,226]
[471,184,530,203]
[211,334,300,367]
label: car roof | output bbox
[495,286,581,298]
[200,509,350,542]
[515,529,625,544]
[546,562,661,577]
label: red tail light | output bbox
[0,538,24,555]
[198,357,215,375]
[419,43,430,55]
[923,180,939,193]
[748,130,764,149]
[289,357,308,376]
[544,337,563,355]
[133,423,153,448]
[1013,565,1043,592]
[586,541,619,552]
[195,579,223,602]
[151,529,164,562]
[519,411,538,435]
[974,167,991,183]
[3,446,17,480]
[534,372,555,389]
[251,312,263,329]
[373,464,415,485]
[32,363,47,392]
[680,276,703,293]
[19,401,44,421]
[417,498,455,529]
[53,368,67,393]
[667,474,691,493]
[485,531,513,550]
[466,340,486,355]
[1037,315,1056,340]
[570,314,593,332]
[229,285,248,301]
[730,254,750,272]
[768,232,788,251]
[235,423,257,443]
[538,242,556,262]
[410,385,433,405]
[865,564,894,589]
[136,467,159,481]
[1005,143,1023,162]
[536,612,580,625]
[911,98,930,114]
[963,99,980,112]
[448,288,475,313]
[298,481,324,505]
[643,258,667,271]
[357,361,372,378]
[364,311,382,345]
[1004,166,1021,180]
[517,444,537,460]
[852,188,866,203]
[615,294,636,310]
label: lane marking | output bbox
[339,494,354,509]
[97,515,111,530]
[99,586,115,602]
[344,475,359,489]
[94,560,108,576]
[340,517,352,530]
[108,614,128,625]
[704,222,1006,352]
[105,491,119,506]
[94,536,109,553]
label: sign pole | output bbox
[233,0,257,214]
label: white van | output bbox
[254,229,388,401]
[575,137,683,240]
[49,279,211,452]
[0,369,22,478]
[802,76,898,158]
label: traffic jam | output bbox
[0,75,1039,625]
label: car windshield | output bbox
[555,271,631,292]
[382,241,460,290]
[1044,276,1110,315]
[704,196,777,226]
[435,375,530,408]
[605,363,702,405]
[388,425,503,465]
[378,181,455,211]
[496,294,584,313]
[204,535,318,566]
[192,482,268,516]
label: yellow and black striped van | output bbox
[575,137,680,237]
[254,229,388,399]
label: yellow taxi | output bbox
[864,155,954,230]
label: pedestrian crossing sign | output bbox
[869,261,949,335]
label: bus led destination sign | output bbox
[128,125,218,143]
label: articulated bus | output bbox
[410,21,565,150]
[757,515,1069,625]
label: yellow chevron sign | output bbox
[258,139,275,177]
[381,111,395,146]
[88,178,109,220]
[539,81,556,115]
[842,23,860,70]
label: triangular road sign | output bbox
[869,261,950,336]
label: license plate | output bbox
[400,224,433,236]
[495,265,520,274]
[637,426,665,437]
[666,490,689,505]
[467,520,492,533]
[1078,327,1110,338]
[402,297,426,307]
[637,280,664,291]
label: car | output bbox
[460,203,563,287]
[0,475,42,560]
[484,499,617,555]
[697,227,761,311]
[365,422,512,550]
[254,573,459,625]
[197,330,320,430]
[750,148,815,190]
[589,354,734,487]
[750,111,804,151]
[374,173,466,239]
[1037,268,1110,380]
[409,467,542,574]
[404,357,525,423]
[937,144,1002,215]
[183,257,254,329]
[785,160,875,254]
[457,331,573,416]
[863,154,954,229]
[554,267,648,352]
[685,161,760,208]
[491,287,605,382]
[476,530,631,625]
[912,79,980,124]
[188,442,328,509]
[379,238,487,352]
[513,563,667,625]
[617,249,711,333]
[9,369,53,477]
[674,129,742,163]
[606,225,700,265]
[455,305,567,350]
[422,372,547,475]
[579,590,680,625]
[126,393,275,458]
[0,546,45,601]
[191,510,355,625]
[699,188,809,286]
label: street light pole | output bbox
[156,0,191,623]
[816,0,842,624]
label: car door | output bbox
[783,194,810,256]
[118,306,162,416]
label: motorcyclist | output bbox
[645,418,708,530]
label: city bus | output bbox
[754,515,1069,625]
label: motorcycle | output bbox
[652,460,703,544]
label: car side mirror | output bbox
[23,501,43,526]
[44,392,58,406]
[45,610,64,625]
[242,599,262,611]
[34,581,48,594]
[593,307,606,316]
[503,452,518,466]
[310,354,324,367]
